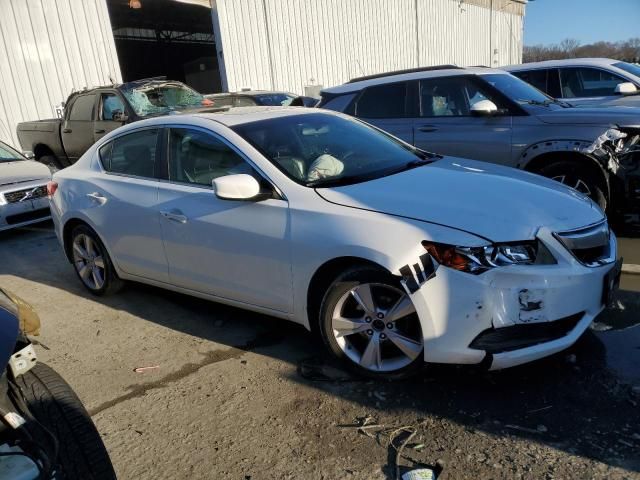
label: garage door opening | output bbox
[106,0,221,94]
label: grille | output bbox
[554,220,613,267]
[469,313,583,353]
[3,185,48,204]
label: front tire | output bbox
[538,160,608,211]
[70,225,123,296]
[39,154,63,173]
[319,267,424,379]
[15,363,117,480]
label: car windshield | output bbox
[120,81,211,117]
[253,93,296,106]
[0,143,25,162]
[232,113,432,187]
[613,62,640,79]
[482,73,556,105]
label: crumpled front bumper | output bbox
[403,227,618,370]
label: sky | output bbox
[524,0,640,46]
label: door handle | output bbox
[160,210,188,224]
[418,125,438,132]
[62,128,72,133]
[94,129,105,134]
[86,192,107,204]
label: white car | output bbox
[48,108,620,378]
[0,141,51,231]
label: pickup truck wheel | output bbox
[39,155,62,172]
[14,362,117,480]
[539,160,607,211]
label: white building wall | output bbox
[0,0,121,148]
[213,0,524,95]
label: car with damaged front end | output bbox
[318,66,640,223]
[49,108,621,378]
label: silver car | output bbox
[504,58,640,108]
[318,66,640,218]
[0,141,51,231]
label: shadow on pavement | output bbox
[2,223,639,474]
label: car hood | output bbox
[536,106,640,126]
[316,158,604,242]
[0,161,51,187]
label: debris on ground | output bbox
[133,365,160,373]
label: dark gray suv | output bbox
[318,66,640,220]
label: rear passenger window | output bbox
[356,82,409,118]
[68,95,96,121]
[104,129,159,178]
[168,128,252,187]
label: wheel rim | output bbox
[551,174,592,196]
[72,234,106,290]
[331,283,423,373]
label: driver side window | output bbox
[168,128,255,187]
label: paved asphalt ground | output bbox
[0,221,639,479]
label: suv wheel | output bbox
[539,160,607,211]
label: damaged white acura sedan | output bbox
[49,108,621,378]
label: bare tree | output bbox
[523,37,640,63]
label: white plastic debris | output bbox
[402,468,438,480]
[582,128,627,155]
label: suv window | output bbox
[168,128,251,187]
[356,82,409,118]
[419,76,503,117]
[100,93,126,121]
[514,69,548,93]
[560,67,627,98]
[68,95,96,121]
[102,129,159,178]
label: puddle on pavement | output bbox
[592,289,640,385]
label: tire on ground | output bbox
[318,266,424,380]
[15,362,117,480]
[70,224,124,296]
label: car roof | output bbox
[503,58,620,71]
[321,67,509,94]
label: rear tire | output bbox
[70,224,123,296]
[39,155,63,173]
[538,160,608,211]
[318,267,424,380]
[15,363,117,480]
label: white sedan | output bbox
[48,108,620,378]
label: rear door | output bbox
[352,81,416,144]
[412,76,512,163]
[87,127,168,281]
[61,93,98,162]
[93,91,129,143]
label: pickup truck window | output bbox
[100,94,126,121]
[68,95,96,121]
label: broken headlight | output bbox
[422,240,556,274]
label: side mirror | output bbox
[22,151,35,160]
[470,99,499,116]
[112,111,128,122]
[213,174,268,201]
[614,82,638,95]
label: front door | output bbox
[412,76,513,164]
[157,127,292,313]
[94,92,128,143]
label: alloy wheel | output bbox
[551,174,592,196]
[331,283,423,372]
[72,234,106,291]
